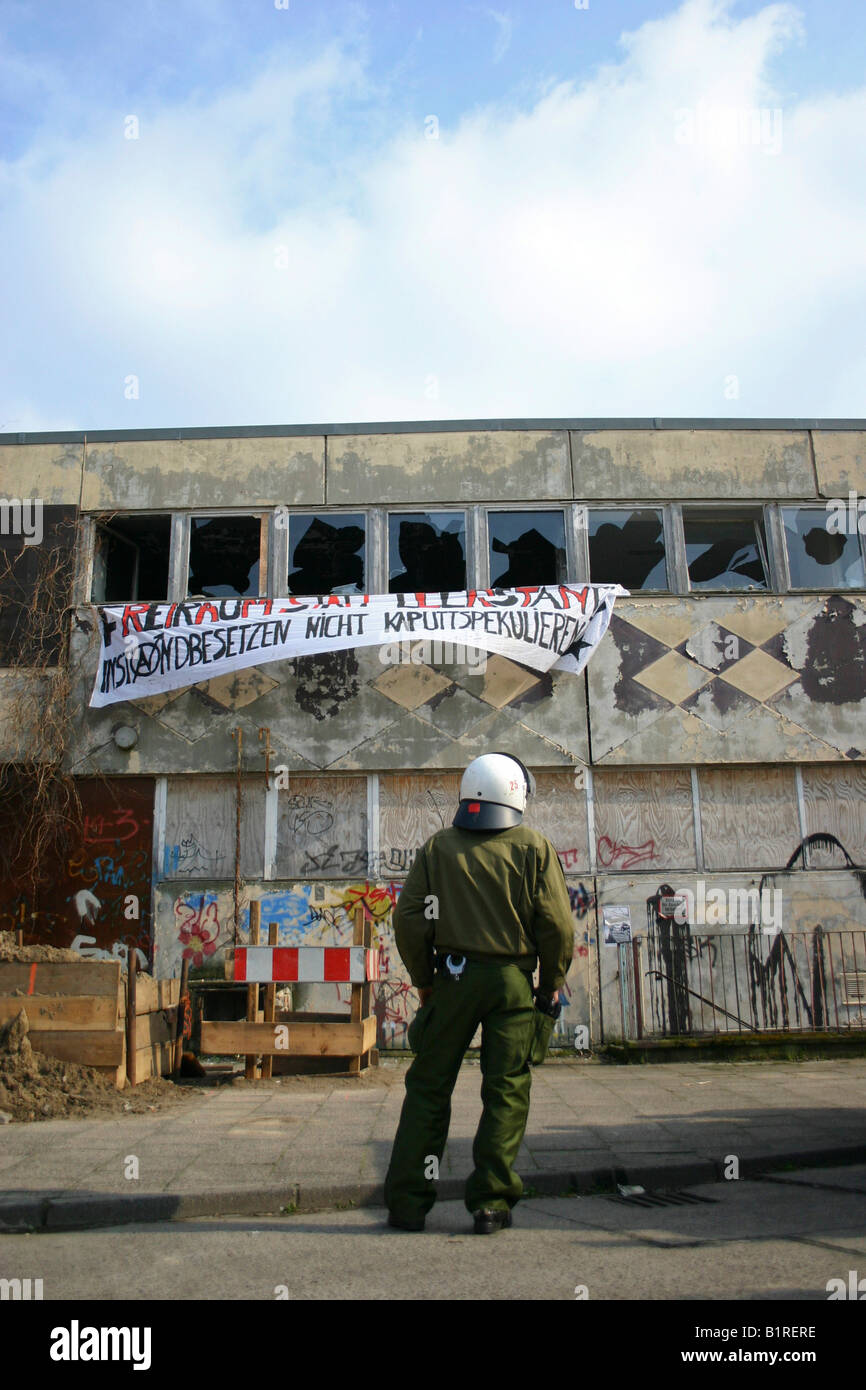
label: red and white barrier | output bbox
[233,946,381,984]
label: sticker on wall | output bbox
[602,904,633,945]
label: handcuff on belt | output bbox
[434,952,467,981]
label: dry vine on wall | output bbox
[0,509,84,926]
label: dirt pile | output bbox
[0,933,198,1122]
[0,930,83,963]
[0,1008,196,1122]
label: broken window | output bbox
[287,514,366,595]
[488,511,567,587]
[188,516,262,598]
[782,507,866,590]
[588,509,667,590]
[91,514,172,602]
[683,508,769,591]
[388,512,466,593]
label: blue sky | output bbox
[1,0,864,430]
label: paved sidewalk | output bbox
[1,1058,865,1233]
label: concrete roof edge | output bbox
[2,417,865,445]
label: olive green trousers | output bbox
[384,960,536,1221]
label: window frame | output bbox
[80,496,866,608]
[480,501,575,591]
[777,502,866,593]
[182,509,270,602]
[276,506,373,597]
[583,503,671,593]
[679,503,775,595]
[384,507,472,595]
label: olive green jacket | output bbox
[393,823,575,994]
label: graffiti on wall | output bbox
[0,778,154,967]
[161,871,599,1050]
[598,836,657,870]
[644,834,866,1037]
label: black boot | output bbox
[473,1208,513,1235]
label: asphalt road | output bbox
[3,1165,865,1303]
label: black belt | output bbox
[433,951,531,979]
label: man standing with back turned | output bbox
[384,751,575,1234]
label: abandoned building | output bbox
[1,419,865,1049]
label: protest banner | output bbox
[89,583,627,708]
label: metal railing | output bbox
[639,927,866,1037]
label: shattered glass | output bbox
[488,511,567,587]
[388,512,466,592]
[782,507,866,589]
[684,510,769,590]
[188,516,263,598]
[588,509,667,589]
[287,514,366,595]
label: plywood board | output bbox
[0,960,121,998]
[378,773,461,875]
[29,1030,125,1066]
[699,767,799,870]
[593,770,696,872]
[802,766,866,867]
[163,775,266,879]
[274,776,367,878]
[0,996,118,1031]
[130,975,181,1014]
[526,770,590,872]
[201,1017,376,1056]
[134,1010,175,1050]
[133,1040,174,1083]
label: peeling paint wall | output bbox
[3,422,865,1047]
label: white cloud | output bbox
[1,0,864,429]
[487,9,514,65]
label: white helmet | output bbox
[453,752,537,831]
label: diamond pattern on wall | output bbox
[372,662,453,711]
[196,668,279,710]
[680,679,758,731]
[634,650,713,704]
[470,654,544,709]
[680,622,753,673]
[719,648,798,702]
[414,683,491,737]
[151,688,226,743]
[593,595,865,763]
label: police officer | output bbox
[384,751,575,1234]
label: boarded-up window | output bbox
[526,771,590,873]
[163,776,265,879]
[698,767,799,870]
[379,773,461,875]
[274,776,367,878]
[0,776,153,962]
[801,765,866,868]
[593,770,697,871]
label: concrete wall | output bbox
[3,421,865,1045]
